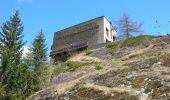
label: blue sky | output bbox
[0,0,170,54]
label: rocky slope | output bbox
[30,35,170,100]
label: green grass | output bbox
[120,35,154,47]
[106,35,154,49]
[95,64,103,70]
[106,35,155,55]
[65,61,90,71]
[84,49,93,55]
[106,42,120,49]
[53,61,99,75]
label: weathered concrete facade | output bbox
[50,16,116,61]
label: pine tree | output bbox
[116,13,143,39]
[7,59,36,99]
[0,10,26,83]
[30,30,48,89]
[31,30,47,73]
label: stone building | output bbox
[50,16,116,62]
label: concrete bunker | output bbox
[50,16,116,62]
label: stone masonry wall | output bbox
[52,17,104,51]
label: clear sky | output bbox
[0,0,170,54]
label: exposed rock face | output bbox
[113,47,132,58]
[33,88,58,100]
[89,48,113,59]
[124,57,159,69]
[59,87,138,100]
[31,35,170,100]
[50,67,91,85]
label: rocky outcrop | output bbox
[30,35,170,100]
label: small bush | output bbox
[84,49,93,55]
[120,35,154,47]
[95,64,103,70]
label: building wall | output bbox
[51,16,116,53]
[52,17,105,51]
[103,17,116,42]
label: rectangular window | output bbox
[106,28,109,37]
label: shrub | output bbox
[36,64,54,89]
[95,64,103,70]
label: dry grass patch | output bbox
[131,77,145,88]
[59,86,138,100]
[160,52,170,67]
[53,61,100,76]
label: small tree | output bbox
[30,30,48,89]
[116,13,143,39]
[31,30,47,72]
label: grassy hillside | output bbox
[30,35,170,100]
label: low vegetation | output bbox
[95,64,103,70]
[84,49,93,55]
[53,61,99,75]
[120,35,154,47]
[106,42,120,49]
[59,87,138,100]
[160,52,170,66]
[131,77,145,88]
[29,35,170,99]
[106,35,154,49]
